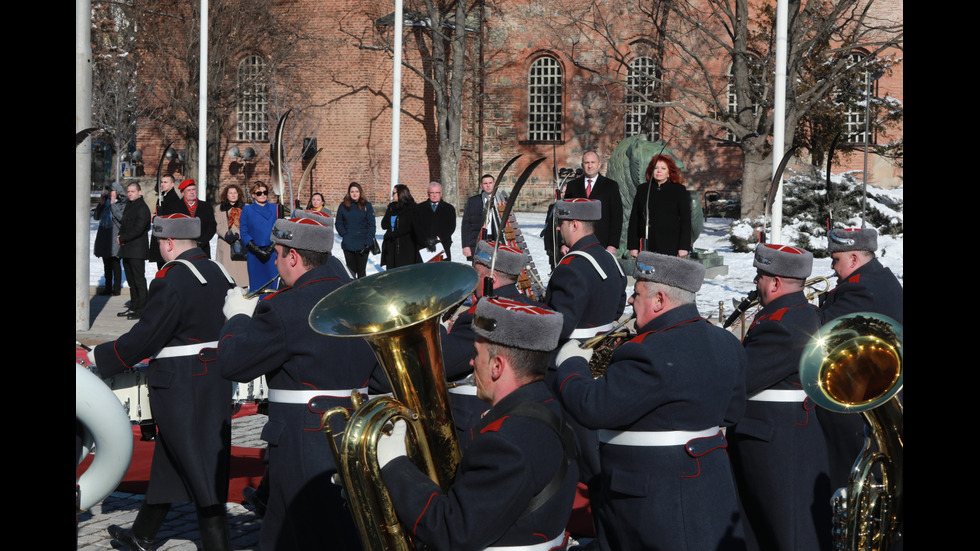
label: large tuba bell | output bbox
[799,312,903,551]
[309,263,478,551]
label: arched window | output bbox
[527,56,563,142]
[844,53,874,144]
[625,56,660,141]
[237,55,269,142]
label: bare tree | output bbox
[338,0,480,206]
[91,1,158,182]
[533,0,903,218]
[129,0,316,199]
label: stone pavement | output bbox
[77,288,266,550]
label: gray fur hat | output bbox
[473,240,527,277]
[152,213,201,239]
[827,227,877,254]
[753,244,813,279]
[271,216,334,253]
[633,251,705,293]
[473,297,563,352]
[555,198,602,221]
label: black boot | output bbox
[197,504,231,551]
[108,502,170,550]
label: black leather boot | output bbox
[108,502,170,550]
[197,504,231,551]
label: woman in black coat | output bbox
[627,154,693,257]
[381,184,421,269]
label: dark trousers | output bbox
[102,257,122,293]
[343,249,369,279]
[123,257,148,312]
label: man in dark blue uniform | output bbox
[554,252,747,551]
[729,244,831,551]
[92,213,236,551]
[379,296,578,551]
[219,214,381,551]
[817,227,904,492]
[544,198,626,341]
[543,198,627,514]
[820,227,903,325]
[442,240,540,444]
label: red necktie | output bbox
[586,179,594,197]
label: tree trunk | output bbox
[740,143,772,220]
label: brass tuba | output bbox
[309,263,478,551]
[799,312,903,551]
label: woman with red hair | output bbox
[627,154,693,257]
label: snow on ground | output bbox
[89,208,903,327]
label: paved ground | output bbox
[77,289,265,550]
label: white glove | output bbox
[556,339,592,368]
[223,287,259,319]
[377,419,408,468]
[87,349,97,366]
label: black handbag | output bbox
[370,238,381,255]
[230,235,246,261]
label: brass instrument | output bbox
[723,276,832,330]
[799,312,903,551]
[309,263,478,551]
[244,274,280,299]
[579,317,634,378]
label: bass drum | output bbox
[77,363,134,511]
[104,361,154,424]
[233,375,269,403]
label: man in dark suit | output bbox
[563,151,623,254]
[414,181,457,261]
[461,174,500,260]
[117,182,151,319]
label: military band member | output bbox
[379,297,578,551]
[544,198,627,341]
[92,213,236,551]
[441,240,540,444]
[820,227,903,325]
[729,244,831,551]
[218,215,380,550]
[818,227,904,491]
[543,198,627,506]
[554,252,747,551]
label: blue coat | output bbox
[728,291,832,551]
[335,201,376,252]
[382,381,578,551]
[94,249,234,507]
[239,201,279,292]
[544,234,627,340]
[219,262,382,551]
[554,304,747,551]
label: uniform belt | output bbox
[483,531,565,551]
[152,341,218,359]
[269,388,368,404]
[748,389,808,402]
[569,322,615,339]
[598,427,720,446]
[448,385,478,396]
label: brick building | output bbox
[127,0,902,214]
